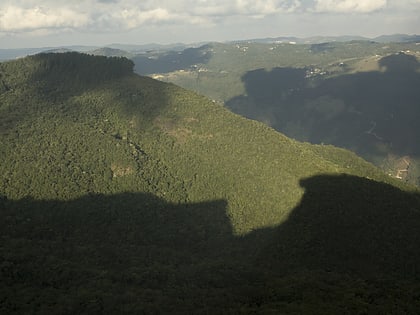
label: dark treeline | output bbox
[2,174,420,313]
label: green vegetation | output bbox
[1,52,420,313]
[138,41,420,186]
[138,41,419,101]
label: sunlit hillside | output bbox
[1,53,420,313]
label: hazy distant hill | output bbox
[107,42,190,52]
[231,34,420,44]
[373,34,420,43]
[0,48,46,61]
[132,45,212,75]
[89,47,132,58]
[235,35,370,44]
[1,33,418,62]
[0,43,192,62]
[1,53,420,313]
[0,46,98,61]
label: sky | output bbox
[0,0,419,48]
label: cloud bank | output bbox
[314,0,387,12]
[0,0,304,33]
[0,0,418,46]
[0,0,415,33]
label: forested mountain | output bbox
[2,33,417,62]
[136,41,420,186]
[1,53,420,313]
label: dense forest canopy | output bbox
[1,52,420,313]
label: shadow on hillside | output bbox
[132,46,212,75]
[226,53,420,159]
[257,175,420,277]
[2,174,420,312]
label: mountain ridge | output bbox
[0,52,415,231]
[1,33,418,61]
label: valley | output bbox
[130,40,420,186]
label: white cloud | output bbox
[0,0,304,33]
[314,0,387,13]
[118,8,179,28]
[0,0,418,46]
[0,5,90,32]
[388,0,420,10]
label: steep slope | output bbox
[1,53,420,313]
[0,52,407,233]
[137,41,420,186]
[226,52,420,185]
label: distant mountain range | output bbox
[238,34,420,44]
[0,43,194,61]
[1,34,419,61]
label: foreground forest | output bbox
[1,53,420,313]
